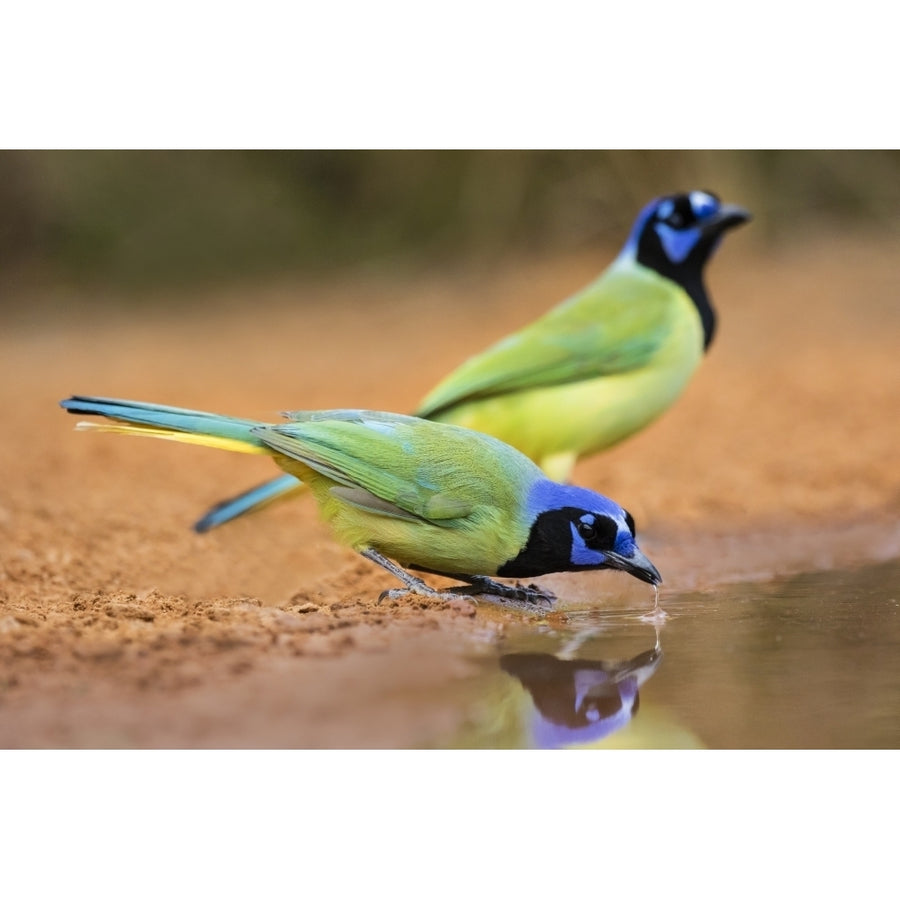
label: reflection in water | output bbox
[499,629,662,748]
[449,561,900,749]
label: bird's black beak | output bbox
[704,203,752,234]
[604,549,662,586]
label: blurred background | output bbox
[2,149,899,299]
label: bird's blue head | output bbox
[497,480,661,585]
[621,190,751,275]
[618,190,751,348]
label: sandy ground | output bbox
[2,234,899,747]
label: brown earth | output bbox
[2,235,899,747]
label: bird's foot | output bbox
[375,573,476,606]
[377,579,554,614]
[361,549,554,612]
[452,576,556,611]
[363,549,447,605]
[377,582,443,604]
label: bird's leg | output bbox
[361,549,445,603]
[448,574,556,609]
[361,550,553,612]
[363,549,480,605]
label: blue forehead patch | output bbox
[527,479,624,521]
[689,191,718,219]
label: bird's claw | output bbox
[450,576,556,612]
[379,584,477,607]
[514,581,557,608]
[379,579,553,613]
[377,587,414,604]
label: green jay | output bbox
[61,397,661,607]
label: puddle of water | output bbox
[440,558,900,748]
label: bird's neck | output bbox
[679,272,716,351]
[619,254,716,351]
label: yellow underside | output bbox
[435,297,703,480]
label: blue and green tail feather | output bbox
[192,473,300,533]
[59,395,270,455]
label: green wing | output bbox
[416,265,681,418]
[255,412,481,525]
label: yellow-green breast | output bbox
[419,264,705,479]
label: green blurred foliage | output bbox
[1,150,898,292]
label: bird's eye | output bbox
[668,212,684,228]
[577,520,596,541]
